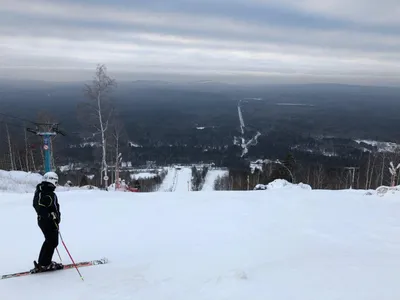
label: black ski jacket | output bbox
[33,182,61,225]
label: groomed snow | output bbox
[157,167,177,191]
[157,167,192,192]
[174,167,192,192]
[2,187,400,299]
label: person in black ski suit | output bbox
[32,172,63,270]
[134,179,141,191]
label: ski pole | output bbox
[59,231,84,281]
[54,221,84,281]
[56,247,62,263]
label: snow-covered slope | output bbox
[202,169,228,191]
[2,187,400,299]
[0,170,42,193]
[174,167,192,192]
[158,167,178,191]
[158,167,192,192]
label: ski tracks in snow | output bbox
[158,167,191,192]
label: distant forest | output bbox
[1,70,400,190]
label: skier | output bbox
[32,172,63,271]
[134,179,141,192]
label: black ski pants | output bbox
[38,220,59,266]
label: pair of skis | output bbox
[1,257,108,280]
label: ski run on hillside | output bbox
[2,179,400,299]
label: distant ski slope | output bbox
[158,167,191,192]
[174,167,192,192]
[158,167,177,192]
[202,169,228,191]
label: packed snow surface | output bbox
[174,167,192,192]
[2,188,400,299]
[158,167,191,192]
[157,167,177,191]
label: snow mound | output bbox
[129,172,158,180]
[254,179,312,190]
[69,185,99,191]
[0,170,100,193]
[0,170,42,193]
[374,185,400,197]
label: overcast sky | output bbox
[1,0,400,85]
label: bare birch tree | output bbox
[30,145,37,171]
[81,64,116,188]
[365,152,371,189]
[110,118,125,187]
[314,164,325,189]
[5,123,14,170]
[23,125,29,171]
[368,153,378,189]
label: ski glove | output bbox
[50,212,60,224]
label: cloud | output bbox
[268,0,400,26]
[0,0,399,85]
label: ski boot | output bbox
[30,261,64,274]
[47,261,64,271]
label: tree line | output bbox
[213,151,400,191]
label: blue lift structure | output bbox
[27,124,66,173]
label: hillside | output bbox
[1,179,400,299]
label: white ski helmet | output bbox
[42,171,59,186]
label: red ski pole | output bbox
[54,221,84,281]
